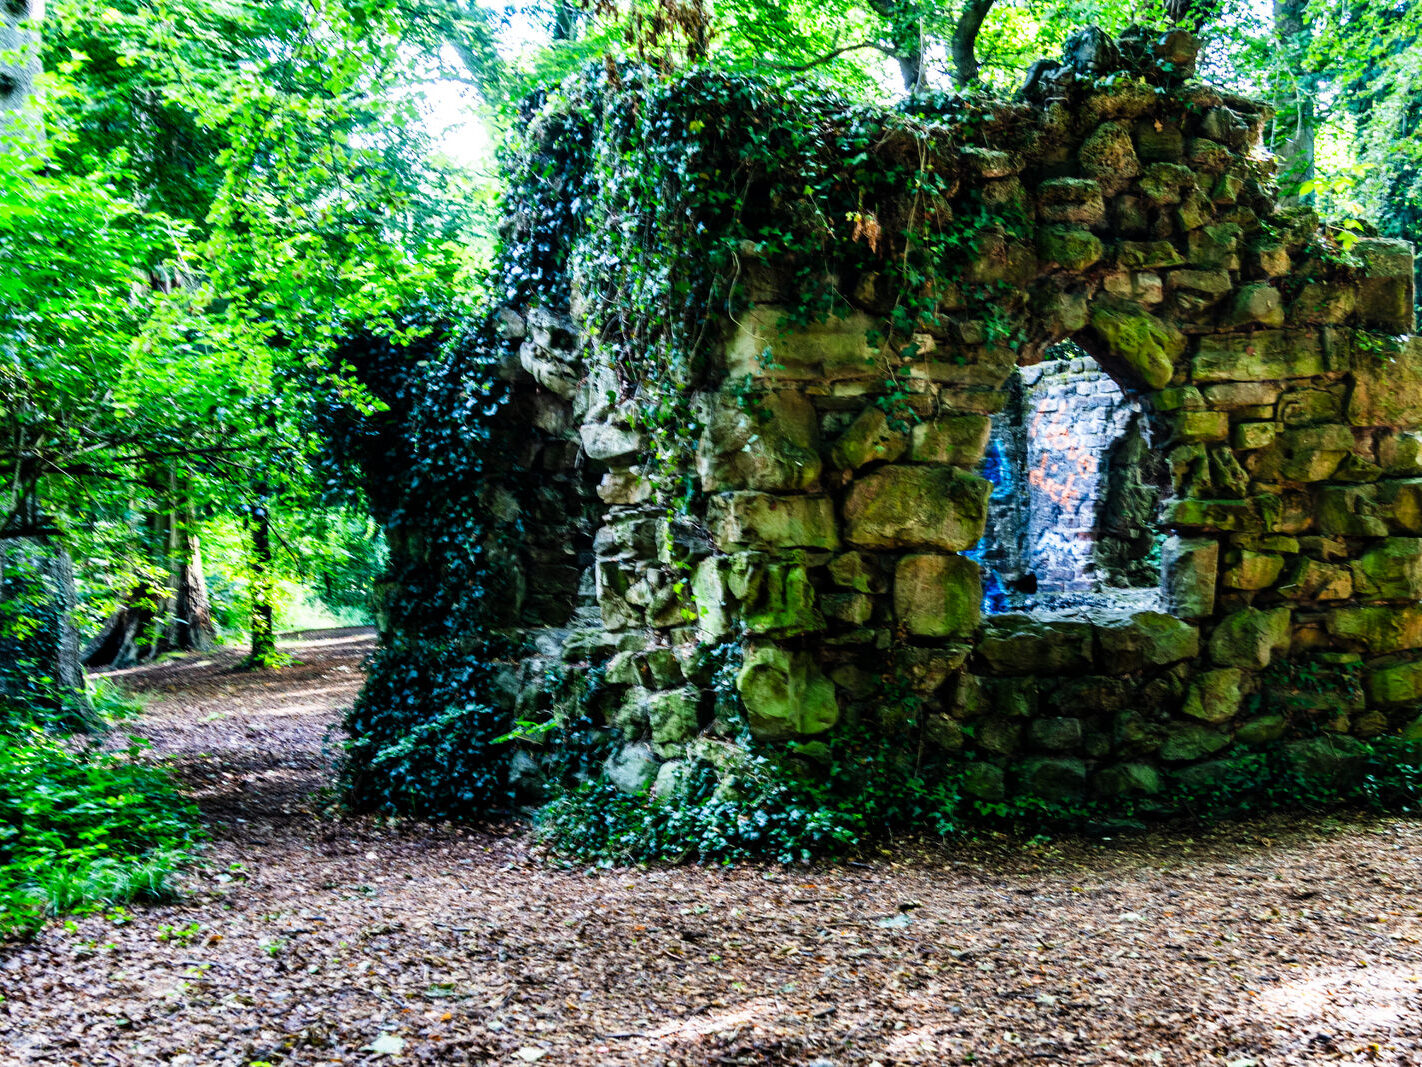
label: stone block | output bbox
[827,550,886,593]
[736,646,838,739]
[1354,237,1416,333]
[1349,337,1422,428]
[647,687,701,757]
[1285,735,1368,789]
[1095,611,1200,671]
[1162,535,1219,618]
[1221,550,1284,590]
[1208,606,1291,669]
[1235,714,1287,745]
[1171,410,1229,443]
[893,553,982,638]
[1316,485,1388,537]
[1192,330,1326,382]
[962,762,1006,801]
[1037,178,1106,224]
[1350,538,1422,601]
[844,466,991,551]
[977,617,1094,674]
[909,415,992,466]
[829,405,906,471]
[1087,301,1186,389]
[1093,762,1162,796]
[698,390,822,490]
[1038,225,1104,270]
[1168,268,1232,296]
[580,421,644,463]
[1232,422,1276,451]
[1029,717,1083,751]
[1326,606,1422,653]
[1277,557,1352,601]
[604,742,659,794]
[1081,121,1141,182]
[1246,424,1353,483]
[1159,721,1230,762]
[708,492,839,550]
[1137,161,1194,202]
[1278,388,1342,426]
[978,716,1023,755]
[1116,240,1184,270]
[1181,667,1243,723]
[742,564,824,635]
[1016,757,1088,801]
[1205,382,1280,409]
[1228,283,1284,327]
[723,305,878,380]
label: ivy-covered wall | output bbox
[350,26,1422,822]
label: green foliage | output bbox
[342,641,519,816]
[0,729,200,938]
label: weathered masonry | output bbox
[403,28,1422,806]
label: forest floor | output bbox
[2,630,1421,1067]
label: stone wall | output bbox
[432,27,1422,806]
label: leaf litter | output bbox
[2,628,1419,1065]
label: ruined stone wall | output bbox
[473,28,1422,807]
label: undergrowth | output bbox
[535,727,1422,867]
[0,718,200,939]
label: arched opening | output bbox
[970,341,1169,615]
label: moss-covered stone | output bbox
[1081,120,1140,181]
[1236,714,1287,745]
[1095,611,1200,670]
[977,617,1094,674]
[1350,538,1422,600]
[647,687,702,757]
[1228,283,1284,327]
[829,405,906,470]
[844,466,991,551]
[1246,424,1354,483]
[1159,721,1230,762]
[741,564,823,635]
[1326,605,1422,652]
[894,553,982,638]
[1028,716,1083,751]
[909,415,992,465]
[1181,667,1243,723]
[1038,225,1105,270]
[698,390,822,491]
[1162,535,1219,618]
[1221,550,1284,590]
[1192,330,1326,382]
[1017,756,1087,801]
[1087,301,1186,389]
[1365,658,1422,706]
[1349,337,1422,428]
[1208,607,1291,669]
[827,550,886,594]
[708,492,839,550]
[736,646,838,739]
[1116,240,1184,270]
[1285,735,1368,789]
[1278,557,1352,601]
[1037,178,1107,223]
[962,761,1006,801]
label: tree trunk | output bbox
[868,0,926,95]
[951,0,996,87]
[170,517,214,652]
[1273,0,1316,203]
[249,499,277,665]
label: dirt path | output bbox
[3,631,1422,1066]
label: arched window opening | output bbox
[970,342,1168,615]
